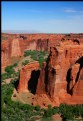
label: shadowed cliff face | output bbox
[66,68,72,94]
[76,57,83,82]
[66,56,83,95]
[28,70,40,94]
[36,39,49,51]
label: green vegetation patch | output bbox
[1,80,43,121]
[1,64,19,81]
[24,50,48,68]
[1,79,83,121]
[22,60,29,66]
[43,104,83,120]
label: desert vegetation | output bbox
[1,42,83,121]
[24,50,48,67]
[2,79,83,121]
[1,63,19,81]
[1,68,83,121]
[22,60,29,66]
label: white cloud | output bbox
[64,8,83,13]
[64,9,77,13]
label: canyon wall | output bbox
[1,40,10,69]
[46,45,83,98]
[17,40,83,106]
[11,38,22,57]
[18,61,40,93]
[1,33,83,69]
[2,33,83,106]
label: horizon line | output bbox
[2,31,83,35]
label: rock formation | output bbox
[18,61,40,93]
[1,33,83,69]
[1,40,10,69]
[17,38,83,107]
[1,33,83,107]
[11,38,21,57]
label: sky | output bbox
[1,1,83,33]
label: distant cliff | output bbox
[2,33,83,69]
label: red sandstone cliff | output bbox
[1,33,83,106]
[17,39,83,107]
[1,40,10,69]
[18,61,40,93]
[1,33,83,69]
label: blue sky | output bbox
[1,1,83,33]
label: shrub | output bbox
[12,63,18,67]
[59,104,83,120]
[52,106,60,114]
[39,57,45,68]
[44,108,53,118]
[5,65,15,75]
[31,54,38,61]
[35,105,40,111]
[1,73,8,81]
[13,70,20,79]
[48,104,52,109]
[22,60,29,66]
[72,104,83,118]
[24,50,34,57]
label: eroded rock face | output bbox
[1,40,10,69]
[72,57,83,96]
[2,33,83,107]
[35,44,83,106]
[36,39,49,51]
[18,61,40,93]
[1,33,83,69]
[36,62,46,94]
[18,42,83,107]
[11,38,21,57]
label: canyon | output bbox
[2,33,83,69]
[1,33,83,107]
